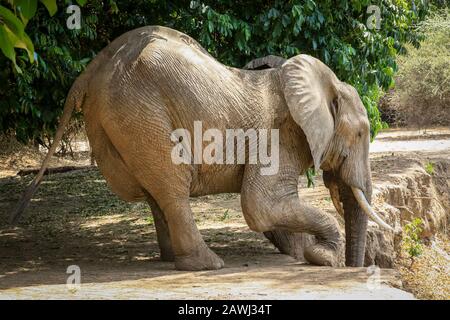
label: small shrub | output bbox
[306,168,316,188]
[402,218,424,260]
[425,162,435,175]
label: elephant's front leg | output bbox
[263,230,316,262]
[241,165,342,267]
[272,195,342,266]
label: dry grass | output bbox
[397,236,450,300]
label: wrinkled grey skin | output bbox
[244,56,318,263]
[12,26,392,270]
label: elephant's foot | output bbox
[304,243,340,267]
[174,245,224,271]
[264,230,316,261]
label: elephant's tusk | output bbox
[329,182,344,216]
[351,187,398,233]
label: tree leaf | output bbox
[17,33,35,62]
[0,24,21,73]
[0,24,16,62]
[282,14,290,27]
[292,5,302,18]
[76,0,88,7]
[207,20,214,33]
[40,0,58,16]
[16,0,38,25]
[2,23,35,62]
[109,0,119,14]
[0,5,25,38]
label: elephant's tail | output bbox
[9,76,88,224]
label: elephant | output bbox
[11,26,397,270]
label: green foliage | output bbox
[392,8,450,128]
[146,215,154,225]
[40,0,58,16]
[220,209,230,221]
[402,218,424,259]
[0,0,103,143]
[306,168,316,188]
[0,0,60,71]
[425,161,435,175]
[0,0,433,145]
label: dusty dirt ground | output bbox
[0,128,448,299]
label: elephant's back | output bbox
[96,26,215,67]
[80,27,270,199]
[82,25,265,147]
[90,26,251,126]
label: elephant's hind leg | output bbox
[87,125,175,261]
[154,195,224,271]
[146,194,174,262]
[133,159,224,270]
[88,125,145,202]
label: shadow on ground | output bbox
[0,168,279,290]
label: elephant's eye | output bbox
[331,98,339,112]
[330,98,339,121]
[357,131,362,138]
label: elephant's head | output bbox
[281,54,396,266]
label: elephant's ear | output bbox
[281,54,340,170]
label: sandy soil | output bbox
[0,128,448,299]
[371,128,450,153]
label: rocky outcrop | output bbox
[367,157,449,267]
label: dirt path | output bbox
[371,128,450,153]
[0,128,448,299]
[0,260,412,300]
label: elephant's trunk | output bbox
[324,171,367,266]
[344,187,399,266]
[341,187,368,267]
